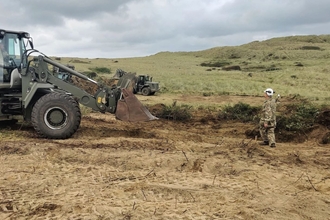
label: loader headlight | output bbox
[0,30,5,38]
[22,32,30,38]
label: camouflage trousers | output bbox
[259,120,276,145]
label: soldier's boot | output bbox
[259,141,269,146]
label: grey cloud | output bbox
[2,0,330,58]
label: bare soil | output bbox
[1,94,330,220]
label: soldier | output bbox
[259,88,277,148]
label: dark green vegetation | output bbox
[153,98,330,143]
[218,102,261,123]
[152,101,193,121]
[88,67,111,74]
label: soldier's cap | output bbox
[264,88,275,96]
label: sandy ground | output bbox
[1,94,330,220]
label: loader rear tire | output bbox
[31,92,81,139]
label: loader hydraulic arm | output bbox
[22,55,120,113]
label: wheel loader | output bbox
[0,29,157,139]
[134,74,159,96]
[114,69,159,96]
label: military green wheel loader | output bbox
[0,29,157,139]
[114,69,159,96]
[134,74,159,96]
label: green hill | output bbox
[54,35,330,103]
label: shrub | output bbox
[70,59,90,64]
[203,92,213,96]
[200,61,230,67]
[222,65,241,71]
[301,46,321,50]
[229,54,240,59]
[158,101,192,121]
[89,67,111,74]
[218,102,261,122]
[276,103,319,132]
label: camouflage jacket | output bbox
[261,98,277,123]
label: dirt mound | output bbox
[70,75,117,94]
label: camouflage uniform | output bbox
[259,97,277,146]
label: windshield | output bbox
[0,33,27,82]
[0,33,27,67]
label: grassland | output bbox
[54,34,330,104]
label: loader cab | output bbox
[0,30,29,88]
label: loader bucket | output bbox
[115,88,158,122]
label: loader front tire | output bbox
[142,87,151,96]
[31,92,81,139]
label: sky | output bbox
[1,0,330,58]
